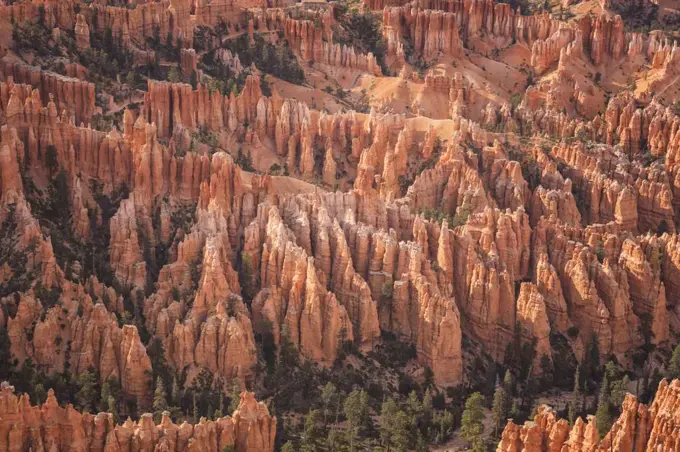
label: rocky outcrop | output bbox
[145,76,262,138]
[7,293,152,408]
[0,383,276,452]
[89,0,193,50]
[247,206,357,365]
[497,379,680,452]
[516,282,552,367]
[109,194,147,290]
[74,13,90,50]
[180,48,198,76]
[0,0,75,33]
[383,7,463,61]
[252,10,382,76]
[0,59,96,125]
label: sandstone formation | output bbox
[3,1,680,447]
[497,379,680,452]
[88,0,194,50]
[74,13,90,50]
[0,382,276,452]
[252,8,383,76]
[0,58,96,124]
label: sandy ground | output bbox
[241,170,325,195]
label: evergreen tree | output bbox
[611,375,630,408]
[491,378,509,437]
[281,441,296,452]
[344,389,369,431]
[192,392,198,422]
[503,370,516,397]
[470,436,489,452]
[326,427,339,452]
[107,396,118,422]
[668,344,680,380]
[567,401,576,426]
[572,365,582,419]
[432,409,454,444]
[301,409,323,451]
[171,375,180,405]
[75,370,98,413]
[0,328,12,381]
[167,67,182,83]
[539,354,554,389]
[379,397,399,448]
[344,390,369,451]
[585,334,600,389]
[34,383,47,405]
[461,392,486,445]
[228,378,242,413]
[407,390,422,419]
[598,373,610,407]
[153,377,168,421]
[100,380,112,412]
[595,373,613,438]
[321,382,337,425]
[595,400,613,439]
[509,399,520,422]
[45,145,58,177]
[392,410,416,452]
[216,391,224,418]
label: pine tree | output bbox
[407,390,422,418]
[107,396,118,422]
[598,373,610,408]
[228,378,242,413]
[171,376,180,405]
[34,384,46,405]
[45,145,58,177]
[167,67,182,83]
[491,378,509,437]
[344,389,369,432]
[326,427,339,452]
[100,380,112,412]
[510,399,520,421]
[301,409,323,451]
[433,410,454,444]
[379,397,399,448]
[320,382,337,426]
[595,400,613,439]
[585,334,600,389]
[503,370,516,397]
[344,390,369,451]
[75,370,98,413]
[216,391,225,418]
[281,441,296,452]
[192,392,198,422]
[611,375,630,407]
[470,436,489,452]
[668,344,680,380]
[595,373,613,439]
[461,392,486,444]
[153,377,168,422]
[572,365,582,420]
[393,410,415,451]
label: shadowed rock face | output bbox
[497,379,680,452]
[0,382,276,452]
